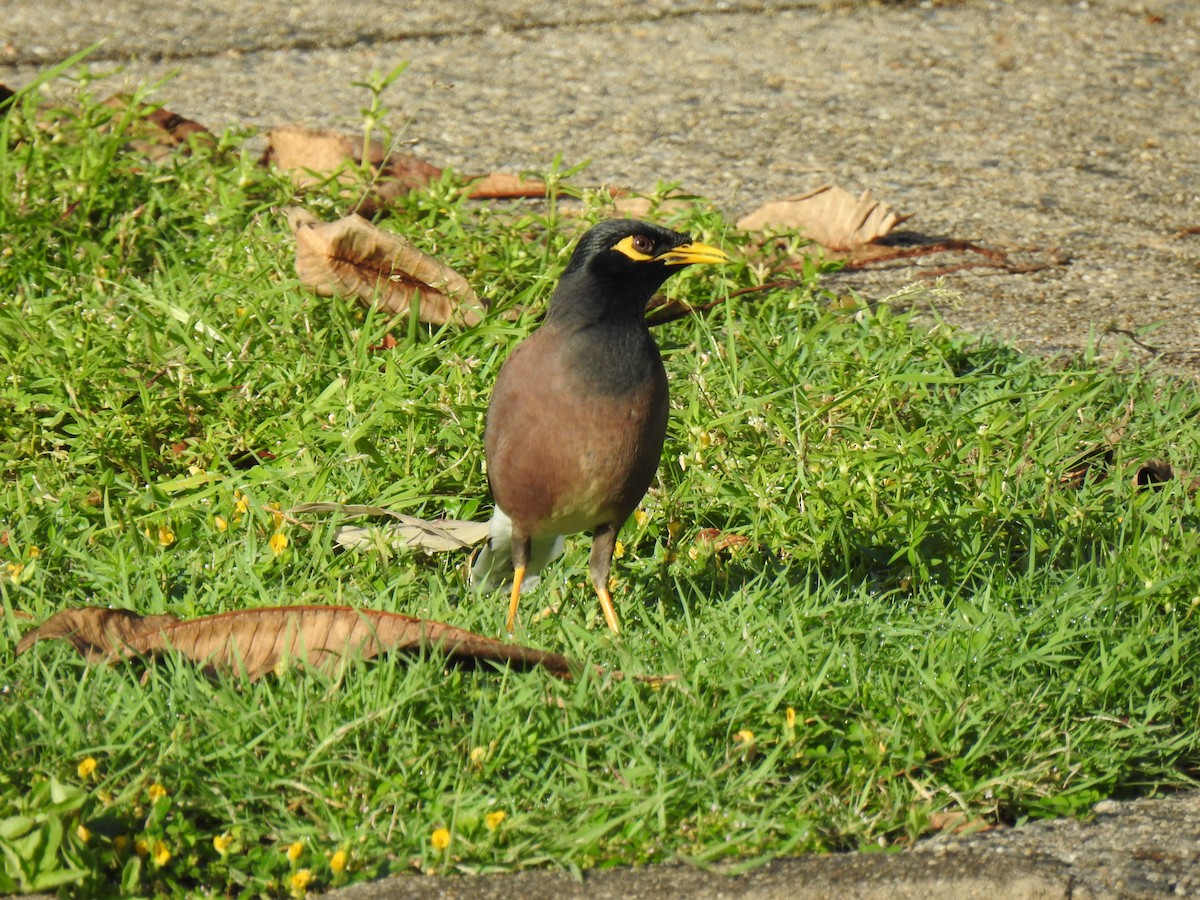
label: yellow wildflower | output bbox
[147,783,168,803]
[214,515,228,532]
[786,707,796,730]
[135,838,149,857]
[330,849,348,873]
[77,756,98,779]
[734,729,759,761]
[286,840,305,862]
[28,546,41,558]
[234,491,249,515]
[468,746,487,769]
[270,532,289,556]
[633,509,650,527]
[613,540,625,559]
[290,869,313,893]
[213,832,233,856]
[485,810,506,832]
[666,520,683,541]
[157,525,174,546]
[430,827,451,851]
[152,840,171,866]
[76,824,91,843]
[5,562,24,580]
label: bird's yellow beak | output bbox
[656,241,730,267]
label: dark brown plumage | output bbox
[470,219,728,633]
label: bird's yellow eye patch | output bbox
[612,234,657,262]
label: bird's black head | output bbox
[547,219,728,322]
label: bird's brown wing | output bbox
[484,323,667,539]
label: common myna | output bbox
[470,219,729,633]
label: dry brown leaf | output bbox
[608,195,700,220]
[101,94,215,162]
[462,172,548,200]
[264,126,547,213]
[357,170,548,216]
[15,607,181,663]
[264,126,442,191]
[290,501,490,553]
[369,333,400,353]
[737,184,911,251]
[17,605,576,680]
[288,209,485,327]
[1134,459,1174,489]
[694,528,753,555]
[264,126,366,184]
[355,157,457,216]
[384,154,448,190]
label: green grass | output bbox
[3,70,1200,897]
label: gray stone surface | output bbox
[3,1,1200,896]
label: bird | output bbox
[470,218,729,634]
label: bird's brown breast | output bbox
[484,321,668,538]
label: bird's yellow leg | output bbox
[588,524,622,634]
[505,565,526,634]
[595,583,620,634]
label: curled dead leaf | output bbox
[265,126,368,183]
[607,194,699,221]
[18,605,677,685]
[461,172,548,200]
[334,523,489,553]
[17,605,575,680]
[264,126,547,214]
[737,184,910,251]
[694,528,753,555]
[369,333,400,353]
[288,209,485,327]
[1134,459,1173,489]
[290,501,489,553]
[15,607,181,663]
[264,126,442,191]
[101,94,215,162]
[1057,447,1193,494]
